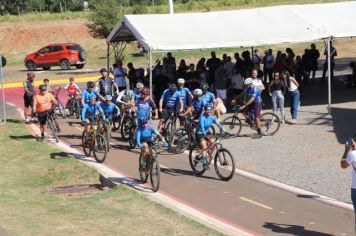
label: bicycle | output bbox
[120,107,135,141]
[138,143,161,192]
[161,110,179,142]
[81,121,108,163]
[66,94,82,119]
[52,87,67,119]
[45,109,59,143]
[189,136,235,181]
[221,104,281,137]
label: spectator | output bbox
[293,55,304,92]
[273,53,287,73]
[302,49,312,85]
[23,72,36,123]
[252,49,262,69]
[177,59,188,81]
[234,52,243,72]
[197,57,206,71]
[262,50,269,84]
[251,69,265,91]
[214,62,227,104]
[112,62,127,92]
[230,67,244,96]
[135,68,146,86]
[167,52,177,71]
[224,56,234,85]
[43,78,52,93]
[186,63,200,90]
[282,70,300,124]
[340,137,356,232]
[127,62,137,89]
[153,68,170,106]
[286,48,295,73]
[241,50,254,76]
[322,41,337,83]
[309,43,320,80]
[97,68,117,96]
[197,65,207,84]
[206,51,221,87]
[222,53,228,63]
[268,72,286,123]
[346,62,356,87]
[266,49,275,83]
[162,57,175,83]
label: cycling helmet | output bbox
[87,81,95,88]
[99,68,107,73]
[204,103,214,111]
[105,95,112,101]
[39,85,47,92]
[141,88,150,95]
[27,72,35,78]
[138,117,148,125]
[177,78,185,84]
[200,83,209,90]
[169,83,177,92]
[244,78,253,86]
[193,89,203,96]
[136,82,144,90]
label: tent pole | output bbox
[149,50,153,98]
[0,55,5,125]
[327,37,331,113]
[251,47,254,62]
[106,43,110,78]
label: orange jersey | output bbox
[34,93,56,112]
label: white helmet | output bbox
[193,89,203,96]
[244,78,253,86]
[177,78,185,84]
[136,82,144,89]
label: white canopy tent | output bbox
[106,1,356,111]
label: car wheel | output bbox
[78,50,87,61]
[60,60,70,70]
[75,64,85,69]
[42,66,51,70]
[26,61,36,71]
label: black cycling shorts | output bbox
[23,94,33,108]
[161,109,175,122]
[37,110,53,125]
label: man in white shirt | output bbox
[266,49,274,83]
[341,137,356,231]
[112,61,127,92]
[251,69,265,91]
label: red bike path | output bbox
[3,87,356,236]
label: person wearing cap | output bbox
[33,84,59,141]
[96,68,118,97]
[111,61,127,92]
[184,88,205,122]
[158,83,183,131]
[134,88,158,123]
[240,78,263,138]
[23,72,36,123]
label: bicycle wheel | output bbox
[188,145,206,176]
[93,134,107,163]
[170,128,190,154]
[128,133,136,149]
[221,116,242,138]
[150,157,160,192]
[139,153,149,183]
[260,112,281,136]
[74,100,81,119]
[121,116,133,141]
[112,115,121,131]
[105,124,111,152]
[47,117,59,143]
[68,100,74,116]
[57,102,66,119]
[81,130,92,157]
[214,148,235,181]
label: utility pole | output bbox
[168,0,174,14]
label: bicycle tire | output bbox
[221,116,242,138]
[128,133,136,149]
[150,157,160,192]
[75,100,81,119]
[214,148,235,181]
[47,117,59,143]
[57,102,66,119]
[260,112,281,136]
[68,100,74,116]
[139,153,149,183]
[112,115,121,131]
[81,130,92,157]
[105,124,110,152]
[121,116,133,141]
[93,134,107,163]
[170,128,190,154]
[188,145,206,176]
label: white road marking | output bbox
[239,197,273,210]
[6,102,15,107]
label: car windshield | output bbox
[66,45,82,51]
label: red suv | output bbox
[24,43,86,71]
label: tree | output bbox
[87,0,126,63]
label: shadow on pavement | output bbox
[59,134,82,140]
[263,222,333,236]
[9,134,34,140]
[330,107,356,144]
[109,176,153,193]
[6,118,22,124]
[50,152,77,159]
[160,167,221,181]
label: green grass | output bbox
[0,11,90,23]
[0,108,223,236]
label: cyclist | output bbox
[33,85,60,141]
[23,72,35,123]
[196,103,225,170]
[81,97,106,136]
[81,81,104,106]
[184,88,205,122]
[200,82,225,120]
[158,83,183,131]
[133,82,144,101]
[134,88,158,121]
[116,87,135,107]
[43,78,52,93]
[100,95,120,122]
[136,117,168,171]
[64,77,82,95]
[177,78,193,125]
[240,78,263,139]
[96,68,118,97]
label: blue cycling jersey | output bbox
[82,89,99,104]
[81,102,104,122]
[136,98,156,120]
[100,102,119,120]
[136,124,158,147]
[177,87,191,107]
[133,89,141,102]
[201,91,215,105]
[161,89,181,110]
[245,86,262,104]
[191,98,205,117]
[197,114,221,136]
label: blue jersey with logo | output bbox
[82,89,99,104]
[161,89,181,110]
[136,98,156,120]
[81,102,103,122]
[191,98,205,117]
[201,91,215,105]
[133,89,141,102]
[100,102,119,120]
[136,124,158,146]
[246,86,262,104]
[197,114,220,136]
[177,87,191,107]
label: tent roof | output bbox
[106,1,356,51]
